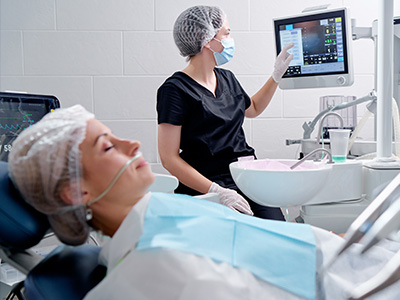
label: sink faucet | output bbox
[290,148,334,170]
[316,112,344,143]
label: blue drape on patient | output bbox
[137,192,316,300]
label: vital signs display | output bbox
[0,92,60,161]
[274,8,353,89]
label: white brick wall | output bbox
[0,0,399,172]
[24,32,123,75]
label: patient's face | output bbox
[79,119,154,206]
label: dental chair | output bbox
[0,157,216,299]
[0,161,106,300]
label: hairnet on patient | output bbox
[8,105,94,245]
[173,5,225,58]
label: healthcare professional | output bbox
[157,5,293,220]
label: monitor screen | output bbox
[0,92,60,161]
[274,8,353,89]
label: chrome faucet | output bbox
[316,112,344,143]
[290,148,334,170]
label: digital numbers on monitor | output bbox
[274,8,353,89]
[0,93,60,161]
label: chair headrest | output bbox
[0,161,50,250]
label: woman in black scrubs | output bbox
[157,5,293,220]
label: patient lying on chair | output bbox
[8,105,400,300]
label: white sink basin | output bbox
[229,159,333,207]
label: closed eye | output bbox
[105,145,115,152]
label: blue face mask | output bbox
[211,37,235,66]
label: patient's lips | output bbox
[136,158,148,169]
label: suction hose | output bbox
[349,98,400,158]
[348,110,373,154]
[392,98,400,158]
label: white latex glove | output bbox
[208,182,254,215]
[272,43,294,83]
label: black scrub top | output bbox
[157,68,255,193]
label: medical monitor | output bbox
[0,92,60,161]
[274,8,353,89]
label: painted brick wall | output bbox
[1,0,399,173]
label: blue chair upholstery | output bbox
[0,161,106,300]
[24,244,106,300]
[0,161,49,250]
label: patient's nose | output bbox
[121,139,140,156]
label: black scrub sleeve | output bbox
[157,83,188,126]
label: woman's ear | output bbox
[59,185,75,205]
[59,182,92,205]
[203,42,211,50]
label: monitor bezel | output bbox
[273,8,354,89]
[0,92,61,111]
